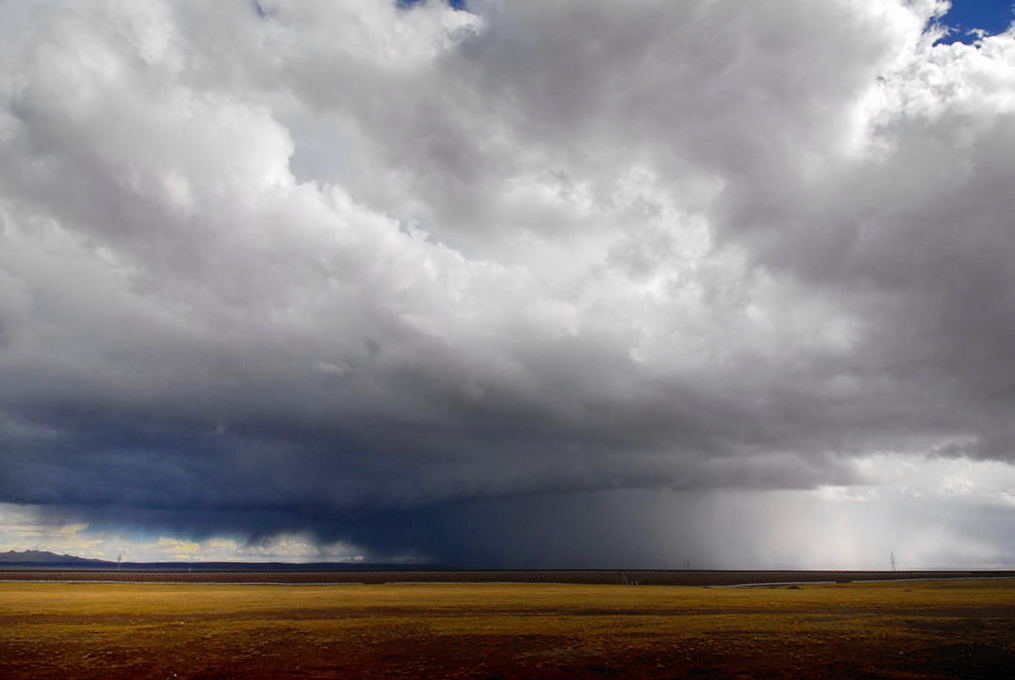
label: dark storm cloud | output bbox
[2,0,1015,564]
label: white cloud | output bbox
[1,0,1015,565]
[0,503,366,562]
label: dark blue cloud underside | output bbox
[397,0,467,11]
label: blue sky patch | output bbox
[935,0,1014,44]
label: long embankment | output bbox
[2,568,1014,585]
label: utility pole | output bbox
[890,552,896,571]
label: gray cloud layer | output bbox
[2,0,1014,564]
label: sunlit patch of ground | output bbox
[2,579,1014,679]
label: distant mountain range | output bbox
[0,549,113,565]
[0,550,449,571]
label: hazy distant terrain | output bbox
[0,550,111,566]
[4,566,1015,587]
[4,552,1015,586]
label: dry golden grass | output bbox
[2,579,1014,679]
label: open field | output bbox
[2,579,1014,679]
[4,568,1015,585]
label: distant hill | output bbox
[0,550,113,566]
[0,551,442,571]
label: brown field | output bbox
[1,579,1014,679]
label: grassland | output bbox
[2,579,1014,679]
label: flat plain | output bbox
[2,579,1014,679]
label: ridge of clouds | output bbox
[1,0,1015,563]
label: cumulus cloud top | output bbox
[2,0,1015,566]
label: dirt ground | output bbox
[1,579,1013,679]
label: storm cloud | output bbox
[2,0,1015,566]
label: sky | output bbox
[1,0,1015,568]
[935,0,1014,42]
